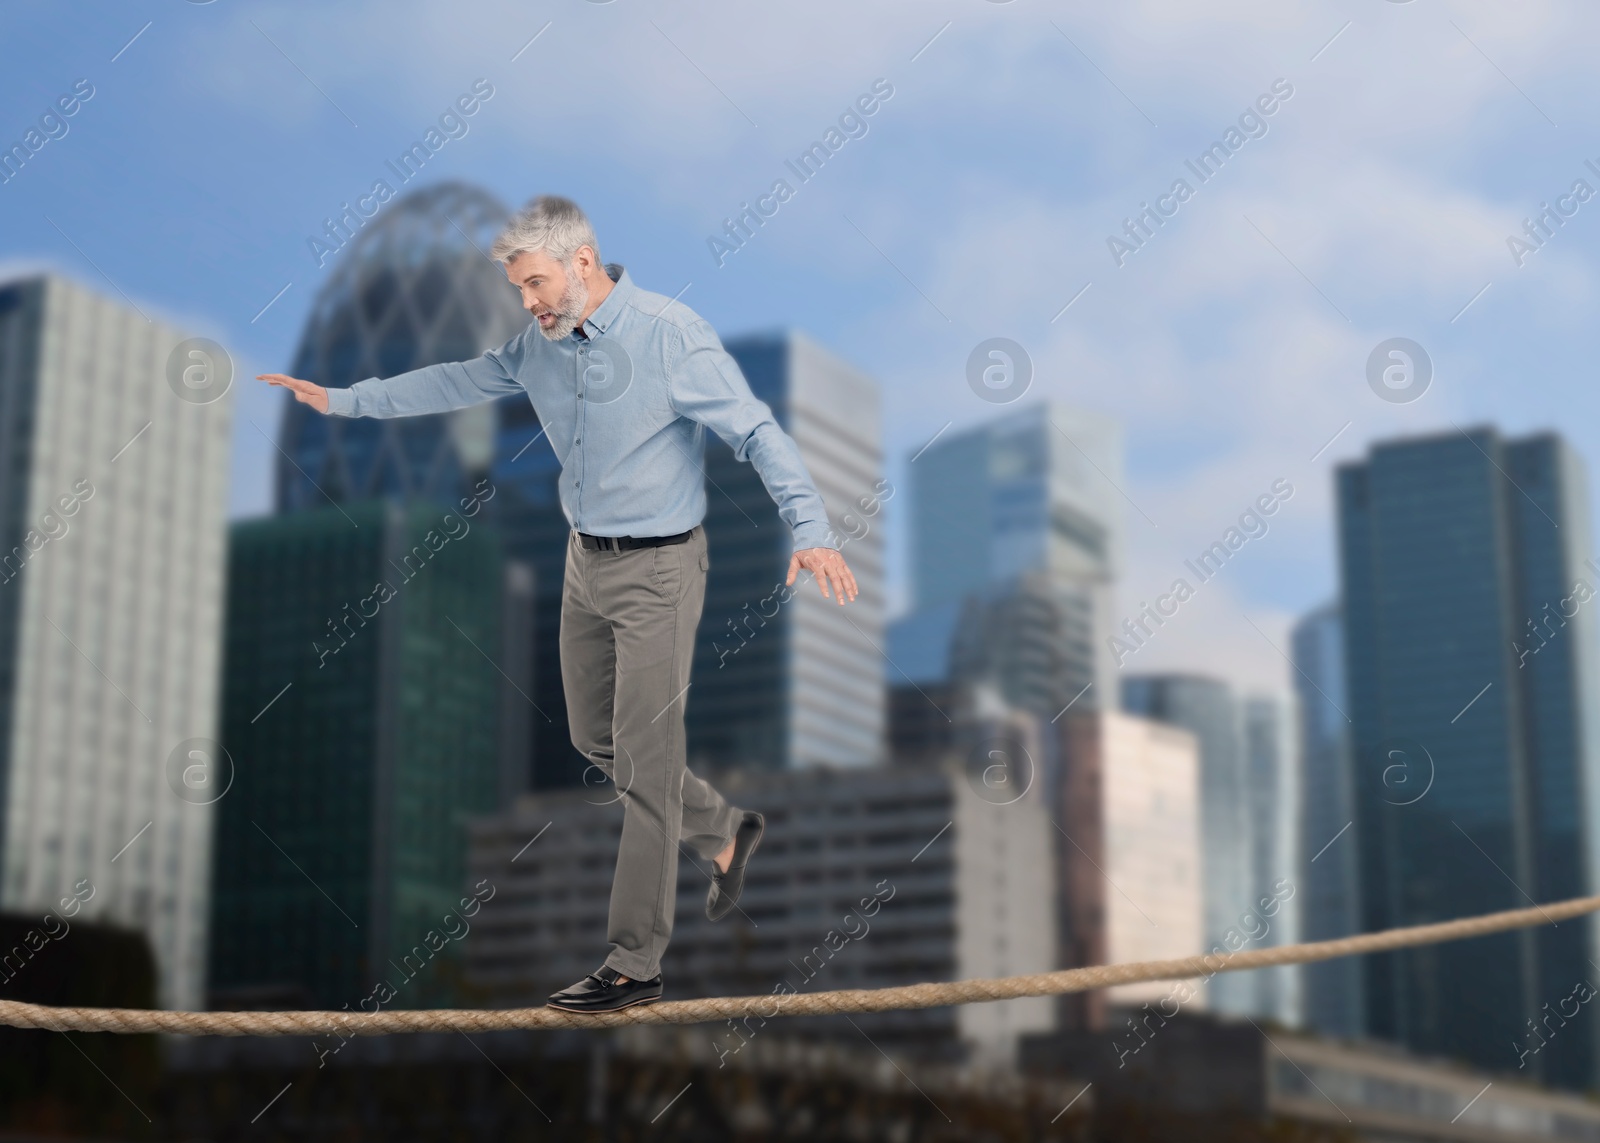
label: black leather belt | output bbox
[576,529,694,552]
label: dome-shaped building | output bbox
[276,181,533,509]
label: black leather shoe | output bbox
[546,965,663,1013]
[706,811,764,922]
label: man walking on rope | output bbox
[261,195,858,1014]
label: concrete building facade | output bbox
[466,759,1056,1065]
[0,274,233,1010]
[1055,710,1205,1023]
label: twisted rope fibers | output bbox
[5,893,1594,1036]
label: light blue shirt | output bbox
[324,263,836,551]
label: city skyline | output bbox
[7,3,1600,1135]
[2,250,1587,700]
[7,252,1600,1106]
[10,2,1598,699]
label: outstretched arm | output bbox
[669,319,858,605]
[259,337,525,418]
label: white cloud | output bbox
[148,0,1600,686]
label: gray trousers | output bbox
[560,525,743,980]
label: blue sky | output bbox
[3,0,1598,690]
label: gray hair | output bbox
[489,194,601,267]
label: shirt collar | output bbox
[577,262,631,340]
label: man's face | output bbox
[504,248,590,341]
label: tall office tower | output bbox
[1055,710,1205,1028]
[272,182,566,787]
[888,403,1120,724]
[276,182,525,510]
[0,275,233,1011]
[690,331,884,771]
[1242,692,1302,1027]
[1338,428,1600,1090]
[948,571,1094,720]
[211,502,516,1010]
[886,574,1091,779]
[1291,602,1363,1040]
[1121,674,1255,1017]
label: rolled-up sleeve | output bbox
[668,319,837,552]
[324,336,525,419]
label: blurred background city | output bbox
[2,2,1599,1140]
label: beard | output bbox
[533,262,589,341]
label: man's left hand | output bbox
[787,547,859,605]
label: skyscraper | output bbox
[276,182,527,512]
[891,402,1120,721]
[1291,601,1363,1040]
[689,330,885,771]
[211,502,512,1010]
[0,274,233,1010]
[1338,427,1600,1089]
[1242,692,1302,1027]
[1121,674,1255,1017]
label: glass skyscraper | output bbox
[689,330,885,770]
[211,502,509,1010]
[1242,691,1302,1027]
[276,182,527,510]
[888,402,1120,724]
[1291,601,1364,1040]
[1338,427,1600,1090]
[1121,673,1256,1018]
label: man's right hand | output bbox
[259,373,329,414]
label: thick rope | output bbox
[5,893,1596,1036]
